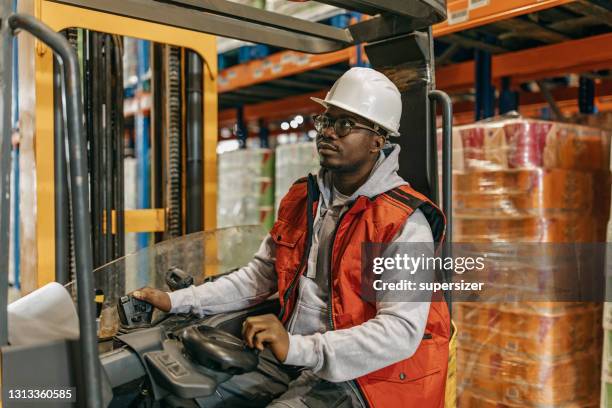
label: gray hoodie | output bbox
[168,144,434,382]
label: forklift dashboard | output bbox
[67,226,274,405]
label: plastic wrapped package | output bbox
[451,119,610,172]
[454,169,609,215]
[454,303,601,358]
[453,168,610,243]
[602,378,612,408]
[217,148,275,230]
[459,388,599,408]
[456,303,603,407]
[454,213,604,243]
[458,346,600,406]
[604,328,612,376]
[450,117,611,408]
[448,243,604,299]
[275,142,319,213]
[605,306,612,389]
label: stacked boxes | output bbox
[451,118,611,408]
[218,142,318,231]
[217,148,275,230]
[275,142,320,213]
[456,303,602,407]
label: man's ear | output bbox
[371,135,384,152]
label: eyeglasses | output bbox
[312,114,384,138]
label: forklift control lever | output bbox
[181,325,259,375]
[117,295,154,329]
[165,267,194,291]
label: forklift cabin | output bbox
[0,1,453,407]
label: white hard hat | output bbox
[311,67,402,137]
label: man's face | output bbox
[315,107,383,173]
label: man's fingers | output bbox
[253,330,275,351]
[131,288,171,312]
[242,320,268,348]
[132,289,148,301]
[242,315,265,325]
[243,323,266,348]
[242,314,283,349]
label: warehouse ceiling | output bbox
[219,0,612,113]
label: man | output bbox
[135,67,450,407]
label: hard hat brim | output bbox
[310,97,400,137]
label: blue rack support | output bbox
[348,12,371,68]
[258,118,269,148]
[218,53,227,71]
[238,44,270,64]
[136,40,151,252]
[328,13,351,29]
[236,105,248,148]
[475,49,495,120]
[499,76,518,114]
[578,75,595,114]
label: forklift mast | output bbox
[0,1,452,407]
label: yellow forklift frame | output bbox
[33,0,218,287]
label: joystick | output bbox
[181,325,259,375]
[117,295,154,329]
[166,267,194,291]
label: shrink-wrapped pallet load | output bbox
[217,148,275,230]
[275,142,319,214]
[450,117,611,408]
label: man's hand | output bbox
[242,314,289,362]
[132,287,172,313]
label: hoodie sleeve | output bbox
[283,209,434,382]
[167,234,278,316]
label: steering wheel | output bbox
[180,325,259,375]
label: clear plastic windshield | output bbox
[64,225,267,338]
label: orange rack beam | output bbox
[435,0,574,36]
[218,0,577,93]
[219,48,356,93]
[437,32,612,91]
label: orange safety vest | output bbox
[270,175,450,408]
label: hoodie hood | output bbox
[316,143,408,208]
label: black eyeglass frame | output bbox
[311,114,386,138]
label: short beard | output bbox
[320,160,341,171]
[319,159,360,174]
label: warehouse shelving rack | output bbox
[217,0,612,128]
